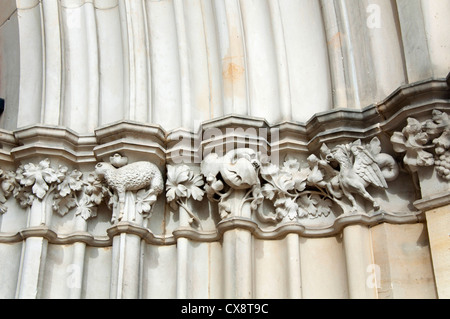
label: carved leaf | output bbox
[136,189,158,215]
[298,194,333,219]
[166,164,204,204]
[18,159,65,200]
[57,169,84,197]
[274,196,299,220]
[75,195,97,220]
[53,195,77,217]
[261,183,277,201]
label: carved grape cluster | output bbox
[392,109,450,181]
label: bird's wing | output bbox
[353,148,388,188]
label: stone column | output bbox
[109,192,144,299]
[343,224,377,299]
[16,198,50,298]
[176,205,191,299]
[414,169,450,299]
[68,215,88,299]
[221,189,254,299]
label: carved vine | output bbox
[0,134,405,225]
[258,137,399,219]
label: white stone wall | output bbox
[1,0,449,132]
[0,0,449,299]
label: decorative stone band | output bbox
[0,77,448,241]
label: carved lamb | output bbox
[95,161,164,220]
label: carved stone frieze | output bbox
[391,109,450,181]
[0,135,416,230]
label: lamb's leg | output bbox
[118,190,125,221]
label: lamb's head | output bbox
[95,162,115,178]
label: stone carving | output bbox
[54,172,111,221]
[0,156,163,223]
[260,137,399,219]
[260,156,333,221]
[52,168,84,216]
[321,137,399,211]
[0,169,17,214]
[201,149,270,222]
[166,164,205,226]
[95,154,164,222]
[391,110,450,181]
[0,159,108,221]
[15,159,66,205]
[0,138,400,225]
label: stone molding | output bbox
[0,210,424,247]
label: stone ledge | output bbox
[0,211,424,246]
[414,191,450,212]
